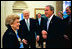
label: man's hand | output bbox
[64,34,69,40]
[22,39,28,45]
[42,30,47,35]
[42,30,47,39]
[36,35,40,41]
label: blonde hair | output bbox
[5,14,20,27]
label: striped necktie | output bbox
[26,19,30,31]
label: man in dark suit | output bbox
[63,6,71,48]
[36,13,46,47]
[42,5,65,48]
[18,10,36,48]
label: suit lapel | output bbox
[23,19,29,31]
[50,15,56,25]
[37,18,40,26]
[40,18,42,26]
[29,19,31,31]
[47,15,55,31]
[37,19,39,26]
[38,18,42,26]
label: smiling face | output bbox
[23,10,30,20]
[11,19,20,30]
[45,6,53,18]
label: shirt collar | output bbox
[38,18,41,20]
[48,14,54,21]
[25,18,30,22]
[15,30,17,35]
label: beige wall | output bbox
[1,1,56,48]
[1,1,7,48]
[56,1,63,16]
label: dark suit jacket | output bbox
[62,16,71,48]
[36,17,46,36]
[63,15,71,24]
[63,16,71,40]
[35,17,47,46]
[18,18,36,43]
[44,15,64,48]
[2,25,20,48]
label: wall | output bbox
[1,1,7,48]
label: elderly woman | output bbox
[2,14,20,48]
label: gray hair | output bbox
[46,5,54,13]
[5,14,20,27]
[22,9,30,14]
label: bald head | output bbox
[23,10,30,19]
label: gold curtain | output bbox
[56,1,63,16]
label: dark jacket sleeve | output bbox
[3,33,19,48]
[3,34,9,48]
[18,21,25,40]
[35,19,40,35]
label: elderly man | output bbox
[42,5,64,48]
[18,10,36,48]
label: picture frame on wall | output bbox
[34,8,47,19]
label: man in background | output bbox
[36,13,46,48]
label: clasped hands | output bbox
[36,30,48,42]
[22,30,48,44]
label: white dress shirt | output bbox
[47,14,54,31]
[25,18,30,31]
[38,18,41,25]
